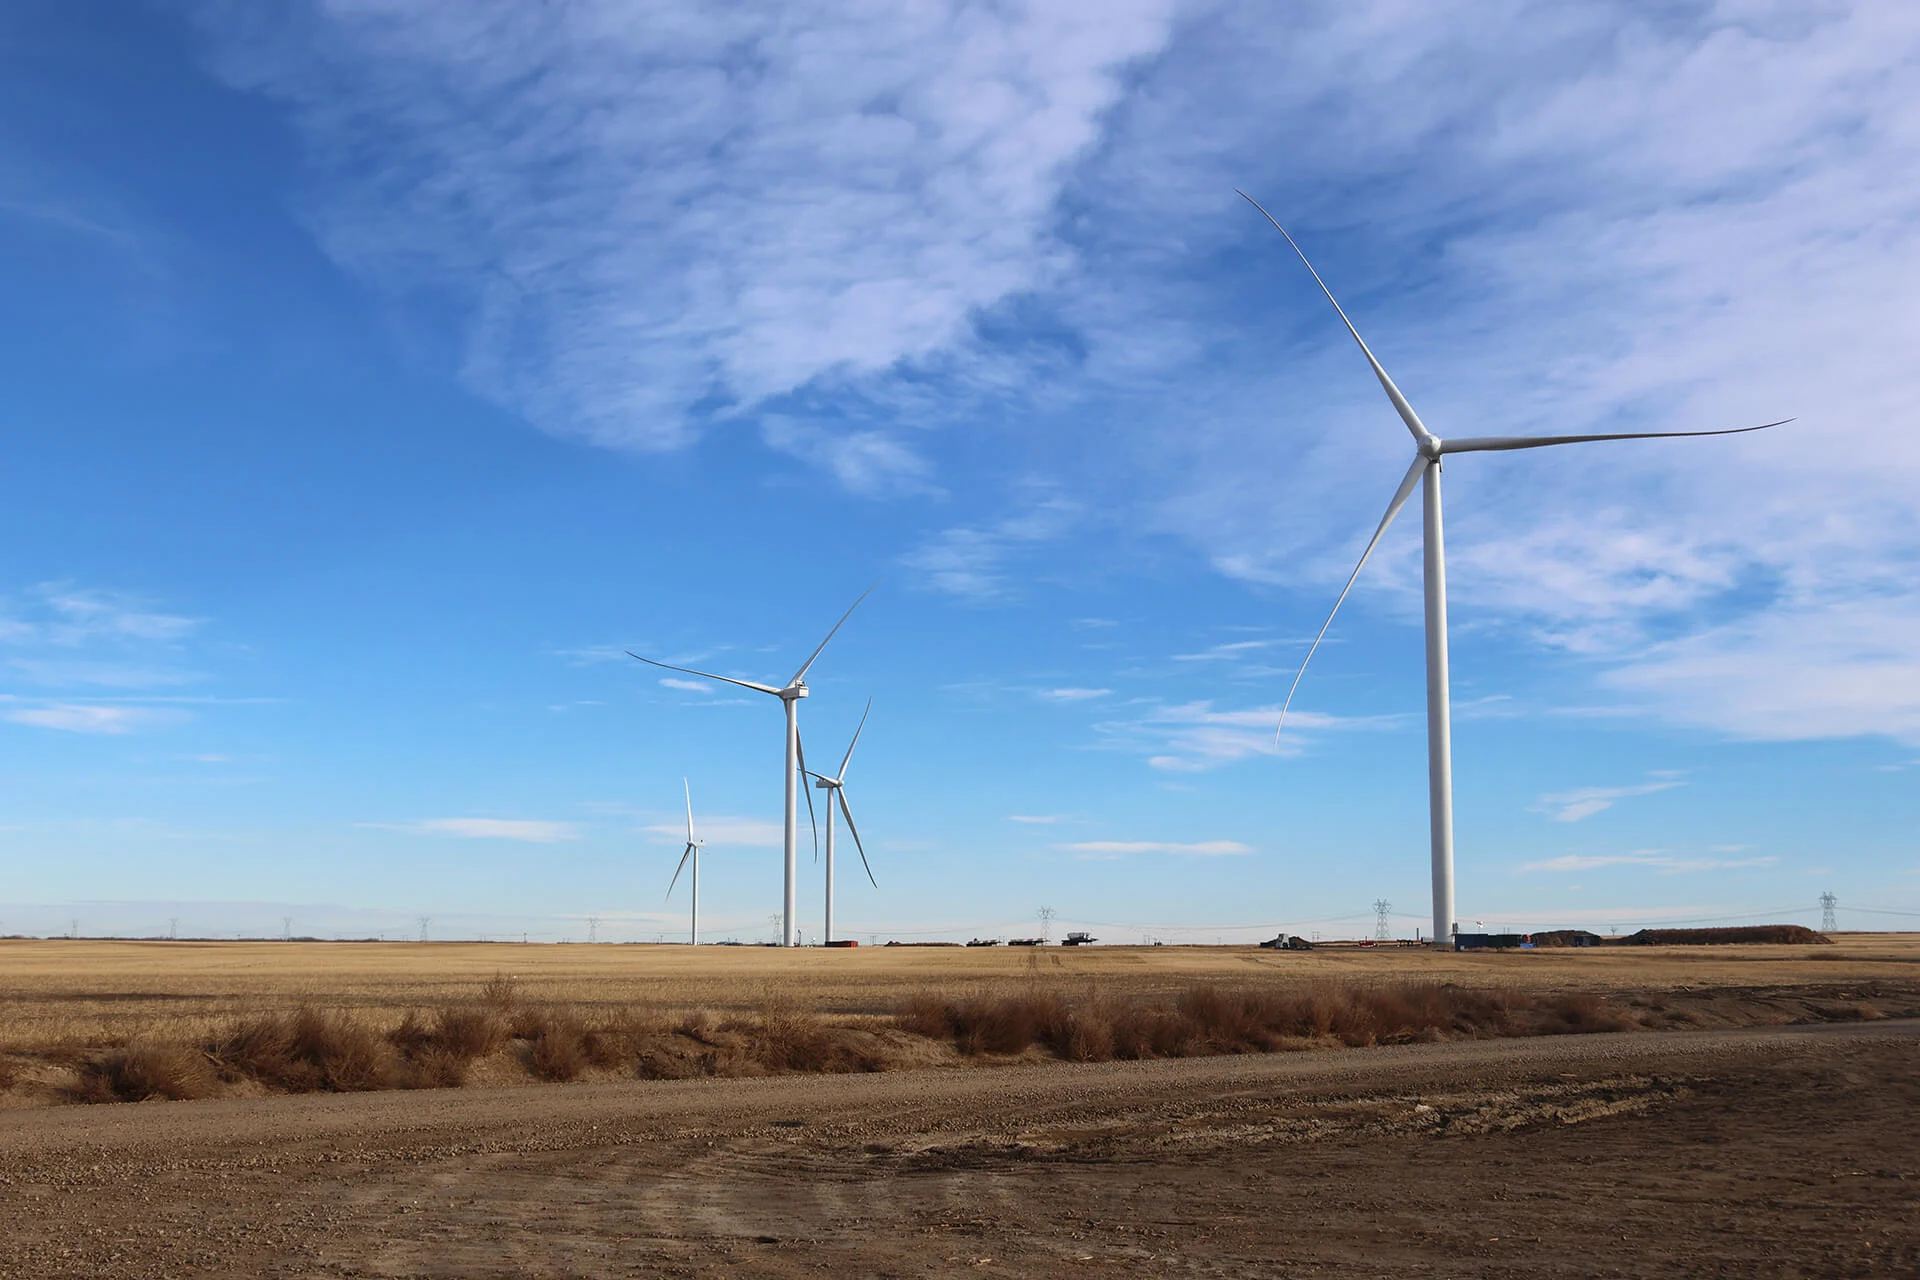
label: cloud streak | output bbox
[1533,779,1684,823]
[1065,840,1252,858]
[1521,852,1779,875]
[369,818,583,843]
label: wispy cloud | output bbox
[1521,851,1779,875]
[900,494,1081,600]
[1171,638,1281,662]
[1095,698,1405,772]
[1532,778,1684,823]
[1065,840,1253,858]
[1039,687,1110,702]
[0,585,198,647]
[1008,814,1067,824]
[1,703,185,735]
[193,1,1180,454]
[1,586,213,734]
[643,816,783,847]
[368,818,583,843]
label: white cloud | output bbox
[371,818,582,843]
[13,586,199,646]
[1520,851,1779,875]
[643,816,783,847]
[1008,813,1065,824]
[760,417,935,497]
[1065,840,1252,858]
[1533,778,1684,823]
[900,493,1080,600]
[2,703,182,735]
[1096,698,1405,772]
[1039,687,1110,702]
[1171,638,1281,662]
[1074,3,1920,746]
[192,0,1180,451]
[658,677,715,693]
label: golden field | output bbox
[3,932,1914,1050]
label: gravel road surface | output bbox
[4,1021,1916,1277]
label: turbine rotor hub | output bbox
[1419,435,1443,460]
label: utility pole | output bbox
[1373,899,1393,941]
[1038,905,1056,942]
[1820,892,1838,933]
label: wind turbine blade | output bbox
[684,777,695,844]
[837,789,876,889]
[1237,191,1433,445]
[1276,454,1430,744]
[667,844,694,899]
[1440,418,1792,454]
[796,729,819,862]
[628,652,782,697]
[837,697,872,781]
[788,583,877,688]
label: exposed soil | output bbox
[2,1021,1915,1277]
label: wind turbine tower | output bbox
[669,779,707,945]
[806,699,878,946]
[1240,192,1788,949]
[631,586,875,947]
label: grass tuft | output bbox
[75,1041,217,1103]
[895,981,1638,1060]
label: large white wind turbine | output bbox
[629,586,875,948]
[1240,192,1788,948]
[806,698,877,946]
[667,778,706,945]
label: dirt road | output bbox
[4,1022,1916,1277]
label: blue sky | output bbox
[3,0,1916,942]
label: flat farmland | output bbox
[5,937,1918,1276]
[3,932,1916,1049]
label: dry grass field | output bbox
[2,933,1916,1109]
[4,937,1918,1275]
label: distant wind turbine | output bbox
[806,698,877,946]
[668,778,706,945]
[630,585,876,947]
[1239,191,1789,949]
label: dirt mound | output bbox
[1623,926,1831,946]
[1530,930,1604,947]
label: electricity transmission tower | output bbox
[417,916,430,943]
[168,917,178,940]
[586,916,600,944]
[1038,905,1057,942]
[1820,892,1838,933]
[282,916,293,942]
[1373,899,1393,941]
